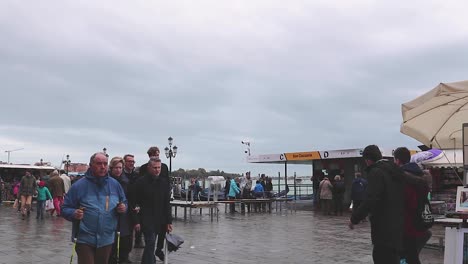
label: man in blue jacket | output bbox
[62,152,127,264]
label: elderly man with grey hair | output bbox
[62,152,127,264]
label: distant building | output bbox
[66,163,88,173]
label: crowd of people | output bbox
[2,143,433,264]
[4,146,173,264]
[222,172,275,213]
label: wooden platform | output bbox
[216,198,295,213]
[170,198,295,221]
[170,201,219,221]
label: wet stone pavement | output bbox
[0,202,444,264]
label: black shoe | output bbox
[155,250,165,261]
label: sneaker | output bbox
[155,250,165,261]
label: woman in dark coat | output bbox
[108,157,132,264]
[332,175,345,216]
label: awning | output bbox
[0,164,57,170]
[422,149,463,168]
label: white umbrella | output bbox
[401,80,468,149]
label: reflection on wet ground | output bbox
[0,202,444,264]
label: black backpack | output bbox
[414,194,434,231]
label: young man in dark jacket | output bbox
[349,145,405,264]
[134,157,172,264]
[394,147,432,264]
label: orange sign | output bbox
[284,151,321,161]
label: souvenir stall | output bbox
[418,149,464,214]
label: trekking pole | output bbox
[70,207,84,264]
[116,201,122,264]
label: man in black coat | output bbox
[134,157,172,264]
[349,145,405,264]
[137,146,170,260]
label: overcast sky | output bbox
[1,1,468,176]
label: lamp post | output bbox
[40,159,43,166]
[241,141,250,156]
[63,154,71,175]
[103,147,108,157]
[164,137,178,176]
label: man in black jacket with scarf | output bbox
[134,157,172,264]
[349,145,405,264]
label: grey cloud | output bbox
[1,1,468,175]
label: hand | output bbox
[134,224,141,232]
[117,203,126,213]
[348,220,354,230]
[166,224,173,233]
[74,208,84,220]
[133,206,140,214]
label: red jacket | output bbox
[404,185,428,238]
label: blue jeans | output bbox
[36,200,45,219]
[142,230,157,264]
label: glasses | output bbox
[126,160,135,163]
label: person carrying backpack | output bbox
[394,147,432,264]
[351,172,367,213]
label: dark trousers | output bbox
[76,243,112,264]
[241,202,251,213]
[403,231,432,264]
[372,244,400,264]
[135,229,143,244]
[353,200,362,212]
[142,227,166,264]
[241,191,251,213]
[333,198,344,215]
[142,230,156,264]
[36,200,45,219]
[313,188,319,206]
[156,225,166,252]
[321,199,332,215]
[109,234,132,263]
[228,196,236,213]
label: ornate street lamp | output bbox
[63,154,71,175]
[103,147,108,157]
[164,137,178,176]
